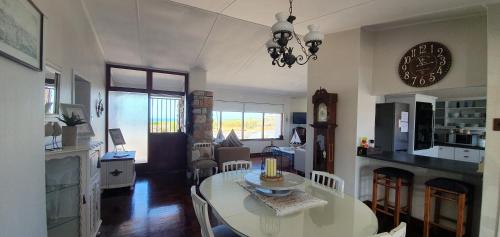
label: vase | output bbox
[62,126,78,146]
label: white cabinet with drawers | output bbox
[437,146,455,160]
[436,145,483,163]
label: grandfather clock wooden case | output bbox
[310,88,337,173]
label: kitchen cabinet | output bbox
[454,148,480,163]
[436,145,482,163]
[437,146,455,160]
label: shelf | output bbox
[47,216,79,230]
[46,183,79,194]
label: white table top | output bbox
[200,171,378,237]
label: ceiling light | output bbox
[266,0,324,68]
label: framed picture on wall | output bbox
[0,0,44,71]
[60,103,95,137]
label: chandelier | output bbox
[266,0,324,68]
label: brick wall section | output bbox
[190,90,213,143]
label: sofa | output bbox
[214,146,251,169]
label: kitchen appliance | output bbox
[414,102,434,150]
[375,103,410,152]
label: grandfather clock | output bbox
[310,88,337,173]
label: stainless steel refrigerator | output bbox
[375,102,410,152]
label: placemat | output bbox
[237,181,328,216]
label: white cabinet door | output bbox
[437,146,455,160]
[88,178,101,237]
[454,148,480,163]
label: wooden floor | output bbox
[100,160,453,237]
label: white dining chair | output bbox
[311,170,345,193]
[371,222,406,237]
[222,160,252,172]
[190,186,239,237]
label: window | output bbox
[221,112,243,138]
[150,95,181,133]
[212,111,221,138]
[244,113,263,139]
[212,110,283,140]
[264,113,282,139]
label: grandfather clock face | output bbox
[317,103,328,122]
[398,42,452,87]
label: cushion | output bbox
[425,178,472,194]
[214,128,225,143]
[222,129,243,147]
[374,167,414,180]
[192,159,218,169]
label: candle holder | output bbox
[260,146,284,182]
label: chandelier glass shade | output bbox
[266,1,324,68]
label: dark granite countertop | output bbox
[361,151,483,177]
[434,142,485,150]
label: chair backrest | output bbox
[389,222,406,237]
[311,170,345,193]
[370,222,406,237]
[190,186,214,237]
[222,160,252,172]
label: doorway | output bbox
[106,64,188,174]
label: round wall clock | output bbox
[398,42,452,87]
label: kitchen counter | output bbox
[360,151,482,176]
[434,142,485,150]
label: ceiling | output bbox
[83,0,497,95]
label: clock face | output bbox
[398,42,452,87]
[317,103,327,122]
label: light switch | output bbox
[494,118,500,131]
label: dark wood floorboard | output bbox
[101,159,451,237]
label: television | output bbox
[292,112,307,124]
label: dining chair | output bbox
[311,170,345,193]
[222,160,252,172]
[190,186,239,237]
[371,222,407,237]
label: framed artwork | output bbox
[108,128,126,146]
[0,0,44,71]
[60,103,95,137]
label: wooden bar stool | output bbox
[423,178,473,237]
[371,167,414,227]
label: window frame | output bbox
[105,64,189,150]
[212,110,284,141]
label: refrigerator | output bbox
[375,102,410,152]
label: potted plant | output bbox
[57,113,85,146]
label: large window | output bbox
[213,111,283,140]
[244,113,264,139]
[221,112,243,139]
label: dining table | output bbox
[199,170,379,237]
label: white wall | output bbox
[189,67,207,93]
[0,0,106,236]
[211,88,293,153]
[307,29,362,195]
[371,15,487,95]
[480,4,500,237]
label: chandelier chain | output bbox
[288,0,309,57]
[289,0,293,15]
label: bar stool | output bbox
[371,167,414,227]
[423,178,473,237]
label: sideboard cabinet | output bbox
[45,141,103,237]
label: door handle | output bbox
[110,169,123,176]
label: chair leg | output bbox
[456,194,466,237]
[423,186,432,237]
[407,180,413,224]
[434,191,442,225]
[384,178,390,213]
[394,178,402,227]
[195,169,200,185]
[371,173,378,213]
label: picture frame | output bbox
[0,0,44,71]
[108,128,126,146]
[60,103,95,137]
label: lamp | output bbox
[266,0,324,68]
